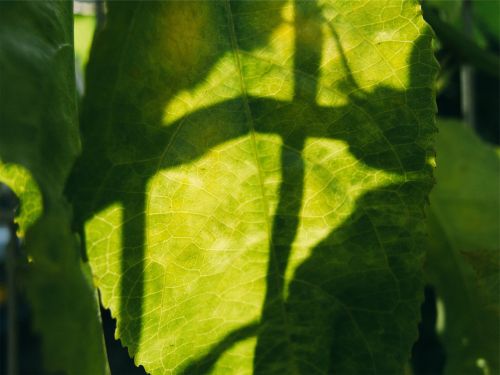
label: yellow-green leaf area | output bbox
[0,163,42,236]
[71,1,438,373]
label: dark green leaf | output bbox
[474,0,500,41]
[0,1,109,374]
[426,119,500,375]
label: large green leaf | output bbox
[71,0,438,373]
[426,119,500,374]
[0,1,108,374]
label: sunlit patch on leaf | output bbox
[85,202,124,317]
[0,163,42,236]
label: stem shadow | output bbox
[67,1,436,373]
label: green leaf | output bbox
[74,14,96,77]
[23,202,110,375]
[474,0,500,41]
[426,119,500,374]
[473,0,500,44]
[0,164,42,236]
[0,1,109,374]
[461,249,500,318]
[71,1,438,373]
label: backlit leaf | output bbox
[70,1,438,373]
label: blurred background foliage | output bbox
[415,1,499,374]
[428,0,499,45]
[1,1,499,374]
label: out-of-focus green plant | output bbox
[422,1,500,79]
[426,119,499,375]
[0,2,109,374]
[426,0,500,46]
[74,14,95,73]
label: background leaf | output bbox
[0,1,109,374]
[74,14,96,74]
[426,0,499,46]
[426,119,500,374]
[71,0,438,373]
[474,0,500,41]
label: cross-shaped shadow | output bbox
[68,1,436,373]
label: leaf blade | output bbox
[0,1,109,374]
[73,1,438,373]
[426,119,500,374]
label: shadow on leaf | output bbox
[67,0,436,373]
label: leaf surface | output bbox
[71,1,438,373]
[426,119,500,374]
[0,2,109,374]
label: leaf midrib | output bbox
[224,0,299,373]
